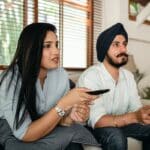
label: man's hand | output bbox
[136,105,150,124]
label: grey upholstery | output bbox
[0,119,13,150]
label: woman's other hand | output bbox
[59,102,90,126]
[70,102,90,123]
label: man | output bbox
[77,23,150,150]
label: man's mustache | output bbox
[116,53,128,58]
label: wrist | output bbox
[57,98,72,110]
[60,116,74,126]
[132,111,139,123]
[54,106,66,117]
[113,115,127,127]
[113,116,118,127]
[124,112,139,125]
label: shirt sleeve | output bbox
[88,98,107,128]
[0,107,4,118]
[1,100,31,140]
[0,74,31,140]
[0,94,3,118]
[13,112,31,139]
[61,68,70,93]
[77,69,107,128]
[127,73,142,112]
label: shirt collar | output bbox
[98,62,124,84]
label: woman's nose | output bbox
[53,47,60,54]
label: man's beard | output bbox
[106,53,128,68]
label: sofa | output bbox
[0,55,150,150]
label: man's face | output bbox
[105,35,128,68]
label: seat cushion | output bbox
[0,119,13,146]
[83,138,142,150]
[128,137,142,150]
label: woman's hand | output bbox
[70,102,90,123]
[59,114,74,126]
[57,88,98,110]
[59,102,90,126]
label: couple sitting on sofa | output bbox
[0,22,150,150]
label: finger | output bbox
[143,105,150,109]
[76,107,90,118]
[80,96,98,103]
[88,101,94,105]
[76,111,89,122]
[76,105,89,114]
[73,103,90,116]
[143,119,150,125]
[72,113,80,122]
[70,108,82,122]
[76,108,87,115]
[145,114,150,120]
[76,103,90,109]
[78,89,98,99]
[74,112,83,122]
[88,95,99,101]
[77,87,91,92]
[147,109,150,115]
[80,100,94,105]
[83,93,99,100]
[73,104,88,112]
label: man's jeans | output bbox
[92,123,150,150]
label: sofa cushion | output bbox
[0,119,13,146]
[128,138,142,150]
[83,138,142,150]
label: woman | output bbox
[0,23,99,150]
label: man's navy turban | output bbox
[96,23,128,62]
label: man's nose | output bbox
[120,44,127,52]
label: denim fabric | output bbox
[0,119,13,147]
[0,145,4,150]
[65,142,83,150]
[92,123,150,150]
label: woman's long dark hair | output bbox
[0,23,56,129]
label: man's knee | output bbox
[109,129,127,149]
[93,127,127,150]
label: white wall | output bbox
[102,0,150,75]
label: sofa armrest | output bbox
[128,138,142,150]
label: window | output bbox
[0,0,24,66]
[0,0,93,69]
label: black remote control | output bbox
[87,89,110,95]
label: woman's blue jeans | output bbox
[92,123,150,150]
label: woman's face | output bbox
[40,31,60,70]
